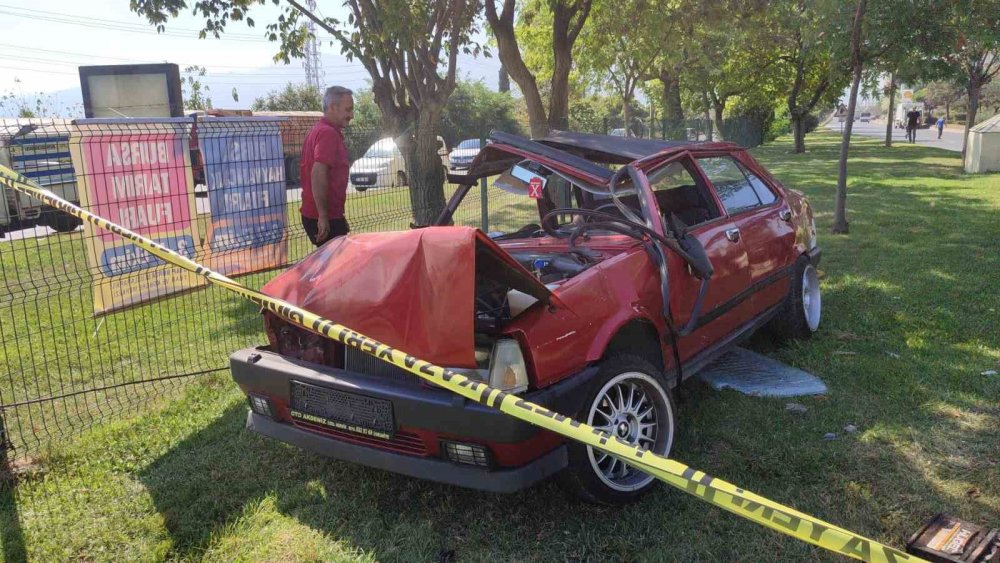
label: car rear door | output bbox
[643,155,755,360]
[694,155,796,317]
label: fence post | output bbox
[0,409,11,490]
[479,136,489,233]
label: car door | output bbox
[695,155,795,320]
[643,155,754,360]
[732,157,797,311]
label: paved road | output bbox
[826,119,964,152]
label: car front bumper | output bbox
[230,346,600,492]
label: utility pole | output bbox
[302,0,324,92]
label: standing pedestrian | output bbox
[905,108,921,143]
[300,86,354,246]
[936,116,945,139]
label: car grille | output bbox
[343,345,423,387]
[293,419,429,456]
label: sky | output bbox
[0,0,501,117]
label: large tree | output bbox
[574,0,657,137]
[832,0,930,234]
[764,0,847,153]
[132,0,482,225]
[934,0,1000,157]
[485,0,593,137]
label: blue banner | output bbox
[197,118,289,275]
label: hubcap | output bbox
[802,264,822,331]
[586,371,673,492]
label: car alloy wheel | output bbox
[585,371,674,493]
[801,263,821,332]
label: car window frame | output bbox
[693,154,782,219]
[641,154,728,232]
[735,161,778,207]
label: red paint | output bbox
[247,138,818,474]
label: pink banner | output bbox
[80,133,193,241]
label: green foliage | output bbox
[0,78,79,118]
[723,96,775,146]
[439,80,523,144]
[251,83,322,112]
[182,65,212,111]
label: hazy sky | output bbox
[0,0,500,115]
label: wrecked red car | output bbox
[230,130,821,504]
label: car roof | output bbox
[456,129,742,186]
[538,130,695,163]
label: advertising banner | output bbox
[69,118,204,314]
[196,117,287,276]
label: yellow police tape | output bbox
[0,164,925,563]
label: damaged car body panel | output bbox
[231,129,822,500]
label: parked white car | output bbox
[349,136,449,192]
[448,138,482,170]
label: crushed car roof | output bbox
[537,130,695,163]
[458,130,703,184]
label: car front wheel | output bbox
[561,354,676,504]
[769,257,821,341]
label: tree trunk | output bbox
[962,80,980,159]
[713,101,725,141]
[701,91,713,141]
[791,113,806,153]
[548,46,572,132]
[833,0,867,235]
[885,72,896,147]
[485,1,550,137]
[405,104,448,227]
[945,100,951,121]
[660,70,684,140]
[622,94,632,137]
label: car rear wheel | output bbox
[769,257,821,341]
[561,354,675,504]
[396,170,407,187]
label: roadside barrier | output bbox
[0,163,925,563]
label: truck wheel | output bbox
[768,256,821,342]
[561,354,676,504]
[46,210,83,233]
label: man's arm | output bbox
[311,161,331,243]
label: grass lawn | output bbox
[2,131,998,561]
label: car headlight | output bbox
[445,339,528,394]
[488,339,529,393]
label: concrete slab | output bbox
[696,347,827,398]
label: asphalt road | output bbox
[826,119,964,152]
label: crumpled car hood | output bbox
[262,227,552,367]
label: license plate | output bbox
[352,174,375,185]
[289,381,395,440]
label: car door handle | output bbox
[725,228,741,242]
[779,209,792,221]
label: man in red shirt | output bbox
[300,86,354,246]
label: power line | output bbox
[0,43,366,71]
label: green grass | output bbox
[2,131,998,561]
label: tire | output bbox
[396,170,407,187]
[46,210,83,233]
[560,354,676,504]
[768,256,821,342]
